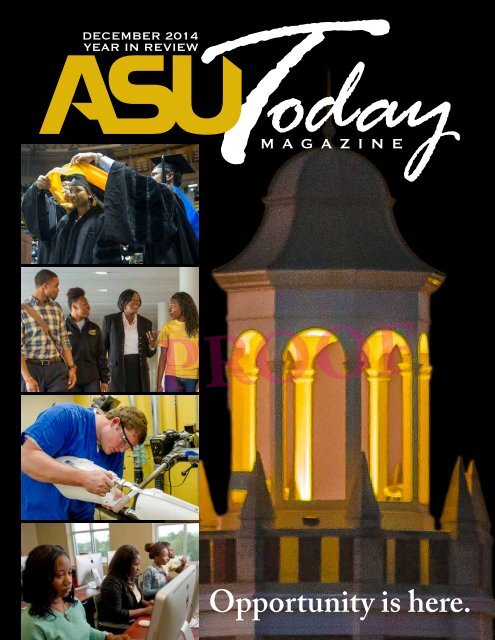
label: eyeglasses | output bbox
[119,425,134,452]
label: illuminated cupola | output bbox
[213,148,443,531]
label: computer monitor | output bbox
[187,562,199,628]
[107,550,116,565]
[75,553,103,588]
[147,564,197,640]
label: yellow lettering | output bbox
[40,56,117,134]
[174,57,242,134]
[40,55,242,134]
[109,56,175,134]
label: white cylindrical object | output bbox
[53,457,199,521]
[53,457,119,504]
[134,489,199,521]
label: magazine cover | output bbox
[20,12,493,640]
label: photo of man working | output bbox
[21,402,147,520]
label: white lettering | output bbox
[203,21,459,180]
[202,21,389,164]
[305,97,334,132]
[210,588,234,613]
[268,99,304,132]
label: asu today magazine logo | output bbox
[40,21,459,181]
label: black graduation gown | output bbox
[21,184,66,263]
[103,161,199,264]
[50,206,122,265]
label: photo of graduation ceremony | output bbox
[21,522,199,639]
[21,266,199,394]
[21,394,199,522]
[20,144,199,265]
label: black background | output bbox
[20,13,492,538]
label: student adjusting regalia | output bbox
[51,175,122,265]
[103,161,199,265]
[23,171,122,265]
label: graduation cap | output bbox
[61,174,93,193]
[150,154,194,175]
[61,173,104,207]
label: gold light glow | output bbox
[283,329,340,501]
[279,537,299,583]
[418,333,431,505]
[230,330,267,472]
[321,537,339,582]
[363,330,412,502]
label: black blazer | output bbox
[101,312,156,392]
[99,574,143,623]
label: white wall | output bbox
[21,395,75,430]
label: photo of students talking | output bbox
[21,267,199,395]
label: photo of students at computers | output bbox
[21,522,199,639]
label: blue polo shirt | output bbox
[21,403,124,520]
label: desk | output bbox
[74,585,100,603]
[125,616,199,639]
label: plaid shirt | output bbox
[21,296,71,359]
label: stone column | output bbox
[397,361,413,501]
[418,363,431,505]
[157,300,167,331]
[292,368,315,501]
[367,369,391,501]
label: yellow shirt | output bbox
[158,320,199,379]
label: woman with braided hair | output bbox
[156,292,199,392]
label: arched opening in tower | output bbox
[282,329,345,501]
[230,329,268,476]
[362,330,413,502]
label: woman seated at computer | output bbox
[142,542,170,598]
[21,544,130,640]
[142,541,188,598]
[99,545,154,624]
